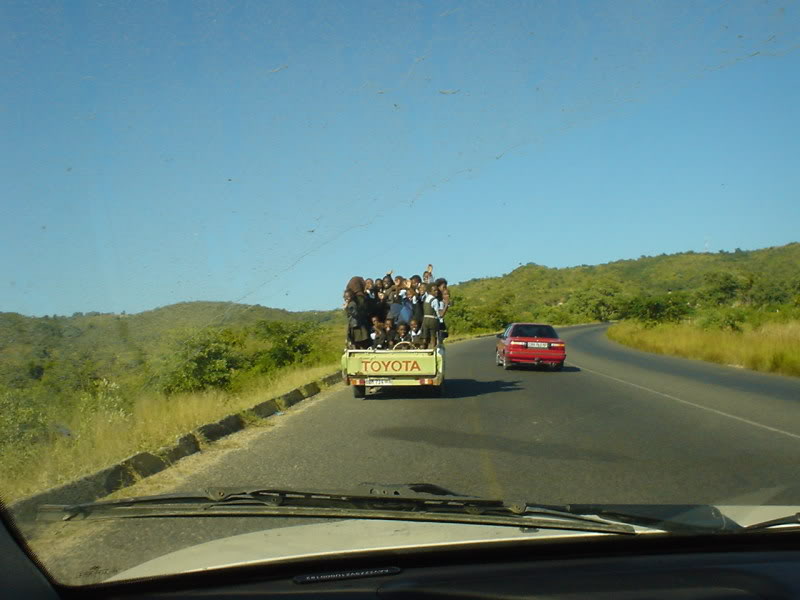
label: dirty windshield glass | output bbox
[2,0,800,586]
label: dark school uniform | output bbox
[371,327,389,349]
[346,296,370,348]
[384,328,398,348]
[411,295,424,325]
[421,293,441,346]
[394,333,413,345]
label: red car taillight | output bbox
[509,340,527,346]
[549,342,565,350]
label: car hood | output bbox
[107,505,799,582]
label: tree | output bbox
[620,293,691,326]
[251,321,318,371]
[566,283,623,321]
[162,329,244,394]
[701,272,740,306]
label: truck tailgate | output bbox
[345,350,438,377]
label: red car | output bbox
[496,323,566,370]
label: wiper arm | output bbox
[37,485,639,535]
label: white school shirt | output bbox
[424,293,442,317]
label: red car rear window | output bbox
[511,325,558,338]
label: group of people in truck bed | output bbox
[343,266,450,350]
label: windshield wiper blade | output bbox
[37,485,639,535]
[558,504,744,534]
[744,512,800,531]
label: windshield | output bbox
[3,0,800,586]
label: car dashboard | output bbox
[6,516,800,600]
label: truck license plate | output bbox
[366,378,392,385]
[527,342,548,348]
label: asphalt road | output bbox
[26,324,800,584]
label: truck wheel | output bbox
[431,383,445,397]
[352,385,366,398]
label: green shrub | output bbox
[619,293,692,326]
[697,308,747,332]
[161,329,245,394]
[0,389,52,461]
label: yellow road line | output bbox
[469,399,504,498]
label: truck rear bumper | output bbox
[346,375,444,387]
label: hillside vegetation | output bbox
[445,243,800,331]
[447,243,800,377]
[0,302,344,500]
[2,243,798,501]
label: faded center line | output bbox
[468,399,504,498]
[569,362,800,442]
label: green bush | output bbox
[619,293,692,326]
[161,329,245,394]
[253,321,316,367]
[697,308,747,332]
[564,283,623,321]
[77,378,131,421]
[0,389,52,456]
[701,272,742,306]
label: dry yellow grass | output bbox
[607,321,800,377]
[0,363,339,504]
[2,332,496,505]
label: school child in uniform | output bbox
[385,288,403,322]
[422,264,433,284]
[409,319,423,346]
[384,318,398,348]
[411,284,425,325]
[364,278,378,319]
[397,289,414,324]
[345,277,371,349]
[435,277,450,341]
[371,320,388,349]
[395,323,413,345]
[421,286,442,349]
[370,314,381,333]
[375,290,388,321]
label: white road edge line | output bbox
[569,362,800,442]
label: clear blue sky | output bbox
[2,1,799,316]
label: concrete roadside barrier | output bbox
[10,371,342,528]
[276,388,304,410]
[158,433,201,465]
[299,382,320,398]
[321,372,342,386]
[122,452,168,479]
[249,398,279,419]
[196,414,245,443]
